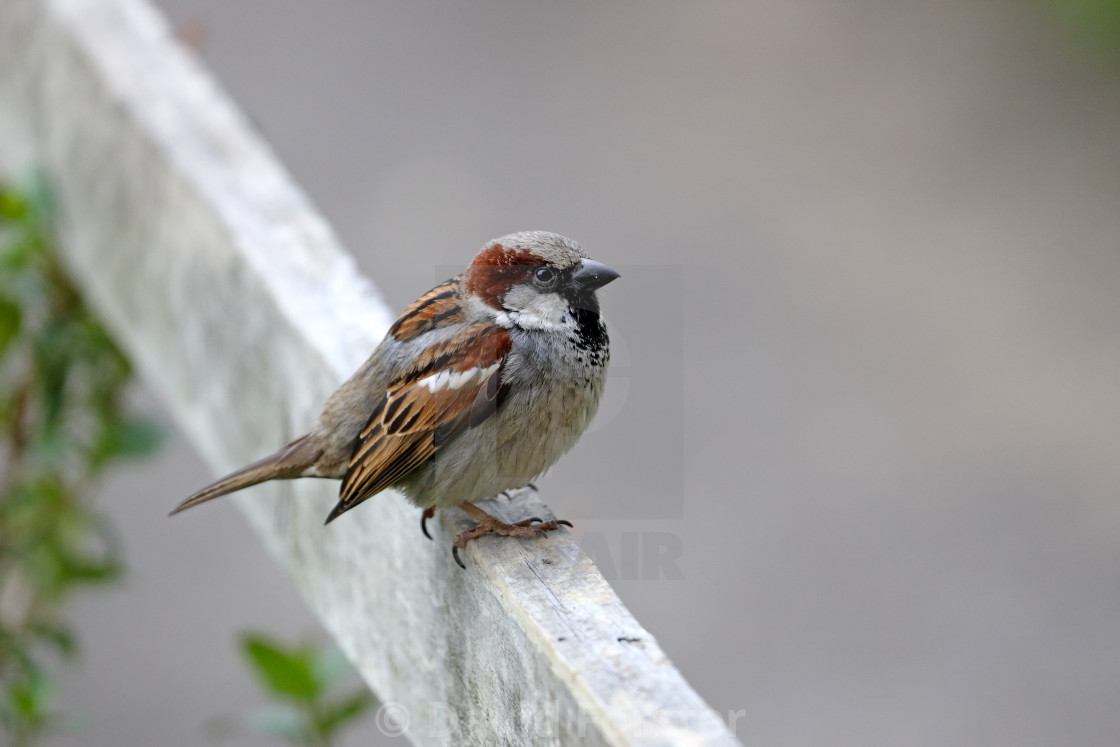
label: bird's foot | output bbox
[451,502,571,568]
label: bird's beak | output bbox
[571,258,620,292]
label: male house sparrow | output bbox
[172,231,618,567]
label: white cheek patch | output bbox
[417,362,500,392]
[499,293,569,331]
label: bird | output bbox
[171,231,618,567]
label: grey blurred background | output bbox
[44,1,1120,745]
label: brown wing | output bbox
[387,276,466,340]
[325,322,511,523]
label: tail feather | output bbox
[170,436,321,515]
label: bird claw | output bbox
[420,507,436,540]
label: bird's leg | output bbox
[420,507,436,540]
[451,502,571,568]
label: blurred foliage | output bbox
[0,172,162,745]
[1039,0,1120,59]
[212,633,374,747]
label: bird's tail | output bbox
[169,435,321,515]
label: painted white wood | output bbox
[0,1,740,744]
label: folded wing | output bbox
[326,322,511,522]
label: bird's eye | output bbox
[533,266,557,286]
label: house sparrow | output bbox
[171,231,618,567]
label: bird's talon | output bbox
[557,519,573,528]
[421,507,436,540]
[452,545,466,569]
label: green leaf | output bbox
[240,634,321,702]
[316,690,375,738]
[31,324,71,431]
[94,416,164,462]
[58,556,123,585]
[0,229,39,273]
[0,186,28,221]
[7,668,54,727]
[0,296,19,357]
